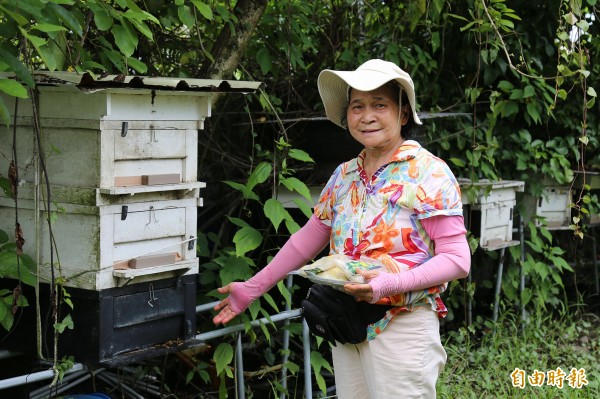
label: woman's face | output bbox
[346,84,408,151]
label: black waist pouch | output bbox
[301,284,393,345]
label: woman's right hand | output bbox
[212,283,242,325]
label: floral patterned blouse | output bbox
[313,140,463,340]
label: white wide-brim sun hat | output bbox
[317,59,422,128]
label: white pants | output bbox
[331,307,446,399]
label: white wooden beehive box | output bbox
[0,194,200,290]
[522,186,572,230]
[0,78,217,290]
[459,179,525,250]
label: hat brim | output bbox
[318,67,422,128]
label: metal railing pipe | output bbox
[0,363,84,390]
[194,309,303,342]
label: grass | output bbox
[437,306,600,398]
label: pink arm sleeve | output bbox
[227,214,330,313]
[369,215,471,303]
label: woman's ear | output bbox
[401,105,410,126]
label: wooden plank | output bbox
[129,252,178,269]
[142,174,180,185]
[114,176,143,186]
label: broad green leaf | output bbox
[0,5,29,25]
[0,302,14,331]
[177,5,196,28]
[587,87,597,97]
[446,13,469,22]
[53,314,74,333]
[223,180,259,201]
[219,256,253,285]
[523,85,535,98]
[263,291,280,313]
[293,199,313,218]
[497,80,514,92]
[256,48,272,75]
[247,162,272,190]
[0,176,10,196]
[0,229,8,244]
[226,216,250,229]
[124,0,145,14]
[557,31,570,41]
[284,217,301,234]
[0,99,9,127]
[288,148,314,163]
[520,288,532,306]
[248,299,261,320]
[0,78,28,98]
[125,13,154,39]
[31,23,68,33]
[47,2,83,37]
[587,97,596,109]
[508,89,524,100]
[449,158,465,167]
[533,261,549,281]
[0,298,7,321]
[37,46,58,71]
[431,31,440,53]
[276,280,291,305]
[233,226,262,256]
[432,0,444,14]
[310,350,333,393]
[500,19,514,29]
[127,57,147,73]
[576,20,589,32]
[82,60,109,71]
[264,198,286,232]
[46,34,66,70]
[258,318,271,343]
[563,12,578,25]
[111,21,137,58]
[280,177,312,203]
[0,50,34,87]
[502,101,519,117]
[213,343,233,375]
[19,29,47,48]
[284,361,300,374]
[552,256,573,272]
[556,89,568,100]
[89,4,113,31]
[191,0,214,20]
[526,102,541,124]
[0,252,37,286]
[102,48,126,72]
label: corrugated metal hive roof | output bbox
[5,71,264,94]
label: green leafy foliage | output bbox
[0,227,37,331]
[438,309,600,397]
[1,0,599,396]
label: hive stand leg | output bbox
[519,219,526,328]
[592,225,599,295]
[492,247,506,323]
[236,332,245,399]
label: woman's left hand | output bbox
[343,269,380,302]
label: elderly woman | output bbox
[213,59,471,399]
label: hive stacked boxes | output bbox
[0,85,206,291]
[0,75,245,364]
